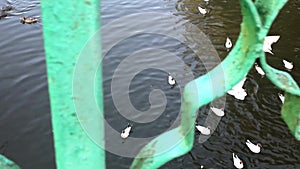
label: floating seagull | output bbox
[246,139,262,153]
[278,93,285,103]
[227,78,247,100]
[168,73,176,86]
[254,63,265,76]
[283,59,293,70]
[198,6,207,15]
[210,107,225,117]
[232,153,244,169]
[121,123,132,139]
[227,89,247,100]
[263,36,280,55]
[225,37,232,49]
[195,124,211,135]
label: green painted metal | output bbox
[255,0,300,140]
[39,0,299,168]
[256,0,300,96]
[131,0,300,168]
[255,0,300,141]
[41,0,105,169]
[281,93,300,140]
[0,155,20,169]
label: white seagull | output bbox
[225,37,232,49]
[283,59,293,70]
[195,124,211,135]
[232,153,244,169]
[121,124,132,139]
[263,36,280,55]
[227,78,247,100]
[168,73,176,86]
[246,139,262,153]
[210,107,225,117]
[198,6,207,15]
[278,93,285,103]
[254,63,265,76]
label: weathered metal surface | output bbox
[41,0,105,168]
[40,0,299,168]
[281,93,300,140]
[0,155,20,169]
[131,0,300,168]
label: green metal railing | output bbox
[0,155,20,169]
[131,0,300,168]
[1,0,299,168]
[41,0,105,168]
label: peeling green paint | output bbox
[41,0,105,168]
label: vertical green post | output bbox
[41,0,105,169]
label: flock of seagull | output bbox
[120,67,273,168]
[197,3,291,167]
[197,1,294,73]
[119,1,294,168]
[232,139,262,169]
[195,106,263,169]
[224,35,291,104]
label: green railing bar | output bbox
[281,93,300,140]
[41,0,105,169]
[255,0,300,139]
[130,0,298,168]
[0,154,20,169]
[255,0,300,96]
[131,0,261,168]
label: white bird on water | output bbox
[278,93,285,103]
[254,63,265,76]
[232,153,244,169]
[168,73,176,86]
[227,78,247,100]
[263,36,280,55]
[225,37,232,49]
[198,6,207,15]
[195,124,211,135]
[210,107,225,117]
[246,139,262,153]
[283,59,293,70]
[121,124,132,139]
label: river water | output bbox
[0,0,299,168]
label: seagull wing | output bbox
[263,36,280,52]
[210,107,224,116]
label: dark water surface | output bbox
[0,0,299,169]
[0,0,55,169]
